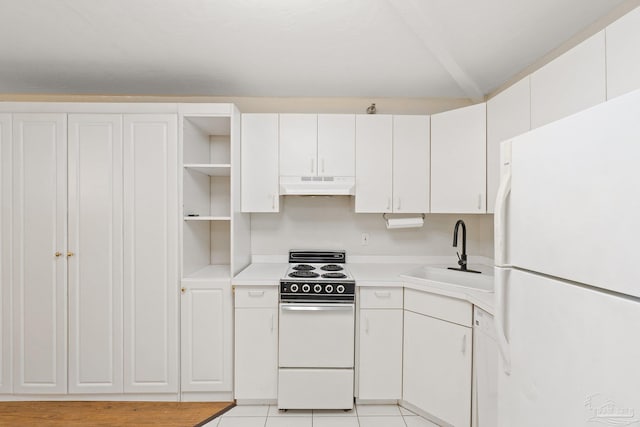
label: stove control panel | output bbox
[280,281,355,302]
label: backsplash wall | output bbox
[250,196,494,259]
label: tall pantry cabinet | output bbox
[0,106,180,396]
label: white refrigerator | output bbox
[494,89,640,427]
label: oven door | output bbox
[279,302,355,368]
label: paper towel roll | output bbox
[385,215,424,229]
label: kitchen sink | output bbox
[401,265,494,292]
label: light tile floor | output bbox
[203,404,440,427]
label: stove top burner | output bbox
[288,271,320,278]
[320,264,343,271]
[321,272,347,279]
[292,264,315,271]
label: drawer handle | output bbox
[248,291,265,297]
[374,291,391,298]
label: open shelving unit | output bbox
[181,113,235,281]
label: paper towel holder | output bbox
[383,213,425,229]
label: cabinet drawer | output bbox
[235,287,278,308]
[404,288,472,327]
[359,287,403,309]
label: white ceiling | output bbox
[0,0,629,99]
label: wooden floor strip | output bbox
[0,401,234,427]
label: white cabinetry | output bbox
[606,6,640,100]
[180,279,232,394]
[356,115,429,213]
[392,115,430,213]
[234,287,278,402]
[241,114,279,212]
[7,112,179,396]
[486,78,531,213]
[180,105,248,399]
[279,114,355,178]
[279,114,317,176]
[68,115,123,394]
[403,289,472,427]
[317,114,355,177]
[431,104,486,213]
[11,114,68,394]
[530,31,606,128]
[357,287,403,401]
[355,115,393,213]
[0,114,10,393]
[123,114,178,393]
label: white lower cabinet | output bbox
[234,286,278,401]
[403,289,472,427]
[181,280,232,393]
[357,287,403,401]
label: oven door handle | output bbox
[280,304,354,312]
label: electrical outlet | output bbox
[361,233,369,246]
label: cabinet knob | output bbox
[67,251,74,257]
[181,287,186,294]
[55,252,62,257]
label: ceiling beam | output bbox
[386,0,485,102]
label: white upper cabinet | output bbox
[241,114,279,212]
[355,115,393,213]
[486,78,531,213]
[279,114,317,176]
[606,6,640,100]
[0,114,10,393]
[317,114,355,177]
[531,31,606,128]
[392,115,430,213]
[431,104,487,213]
[11,114,68,394]
[279,113,356,178]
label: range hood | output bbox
[279,176,355,196]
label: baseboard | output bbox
[0,393,180,402]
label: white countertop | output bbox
[232,260,495,314]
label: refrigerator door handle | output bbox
[495,267,511,375]
[494,167,512,265]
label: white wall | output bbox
[250,196,494,259]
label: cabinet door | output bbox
[181,281,232,392]
[123,114,178,393]
[431,103,486,213]
[403,310,472,427]
[241,114,279,212]
[606,6,640,100]
[392,115,430,213]
[486,78,531,213]
[318,114,355,177]
[279,114,317,176]
[67,115,123,394]
[0,114,11,393]
[235,308,278,400]
[355,115,393,213]
[531,31,606,128]
[12,114,67,394]
[358,309,402,400]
